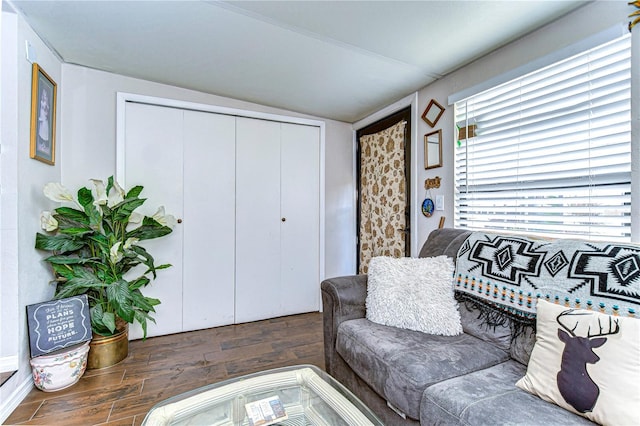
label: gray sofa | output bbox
[321,228,594,425]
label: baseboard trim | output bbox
[0,376,33,424]
[0,356,19,372]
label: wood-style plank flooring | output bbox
[6,312,324,425]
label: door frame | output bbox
[356,107,412,271]
[353,93,419,267]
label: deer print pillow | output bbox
[516,299,640,425]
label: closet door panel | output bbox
[280,124,321,315]
[122,99,323,335]
[182,111,236,330]
[235,118,282,323]
[124,103,184,339]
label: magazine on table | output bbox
[245,395,288,426]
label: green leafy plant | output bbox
[35,176,175,338]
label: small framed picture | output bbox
[30,63,57,165]
[421,99,445,128]
[424,129,443,169]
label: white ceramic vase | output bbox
[29,341,90,392]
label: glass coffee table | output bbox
[142,365,382,426]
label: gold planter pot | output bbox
[87,324,128,370]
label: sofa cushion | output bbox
[336,318,509,420]
[421,360,593,425]
[366,255,462,336]
[510,322,536,365]
[457,300,511,352]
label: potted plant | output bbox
[35,176,175,368]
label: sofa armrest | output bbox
[321,274,368,375]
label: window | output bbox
[454,34,631,242]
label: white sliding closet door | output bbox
[124,103,185,339]
[121,98,322,336]
[280,123,320,315]
[182,111,236,330]
[235,118,283,323]
[235,118,321,323]
[123,103,236,338]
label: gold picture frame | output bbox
[424,129,443,169]
[30,63,57,165]
[421,99,445,128]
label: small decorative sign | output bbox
[26,295,92,358]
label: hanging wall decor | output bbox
[424,176,441,190]
[421,99,445,128]
[424,129,443,169]
[422,198,435,217]
[30,63,57,165]
[422,176,441,218]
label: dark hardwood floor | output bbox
[6,312,324,425]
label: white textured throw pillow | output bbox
[365,256,462,336]
[516,299,640,425]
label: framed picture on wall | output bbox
[30,63,57,165]
[421,99,445,128]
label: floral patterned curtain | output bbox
[358,120,407,274]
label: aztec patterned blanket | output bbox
[454,232,640,319]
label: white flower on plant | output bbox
[109,242,123,264]
[107,180,126,208]
[123,237,139,250]
[129,212,143,224]
[125,211,144,232]
[152,206,177,229]
[91,179,108,207]
[43,183,75,204]
[40,211,58,232]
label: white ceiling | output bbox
[9,0,588,122]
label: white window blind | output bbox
[454,34,631,242]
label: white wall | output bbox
[409,0,635,247]
[60,65,356,279]
[324,121,357,278]
[0,4,19,374]
[1,6,63,421]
